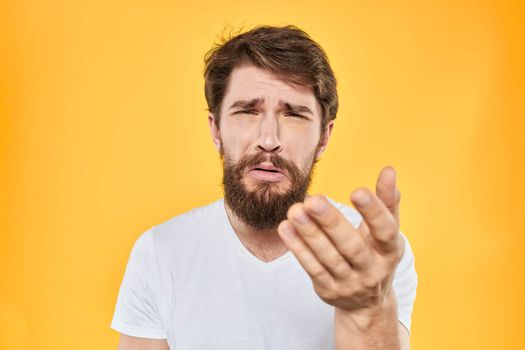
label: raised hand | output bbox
[277,166,404,313]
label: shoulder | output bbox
[131,198,227,262]
[149,198,225,239]
[122,198,228,282]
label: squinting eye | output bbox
[285,112,306,119]
[236,110,257,115]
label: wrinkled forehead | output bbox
[222,64,321,116]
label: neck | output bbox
[223,201,289,261]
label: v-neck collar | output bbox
[219,198,293,271]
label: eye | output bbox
[285,112,307,119]
[235,109,257,115]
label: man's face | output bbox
[209,64,334,230]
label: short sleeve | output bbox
[392,232,418,334]
[110,229,167,339]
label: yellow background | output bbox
[1,0,524,349]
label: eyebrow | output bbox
[282,102,314,116]
[228,98,263,110]
[228,98,314,116]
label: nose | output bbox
[255,113,283,153]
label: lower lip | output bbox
[248,169,285,182]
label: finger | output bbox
[375,166,401,226]
[351,188,400,255]
[303,194,373,270]
[287,203,353,278]
[277,220,333,287]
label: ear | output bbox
[208,113,221,152]
[315,120,335,161]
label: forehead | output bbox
[222,65,320,115]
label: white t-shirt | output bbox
[111,197,417,349]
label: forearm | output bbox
[334,291,400,350]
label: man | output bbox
[111,25,417,349]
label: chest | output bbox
[164,255,335,350]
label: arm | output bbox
[334,294,410,349]
[399,322,410,350]
[111,231,169,348]
[117,334,169,350]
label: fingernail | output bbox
[353,191,371,207]
[293,210,310,224]
[309,198,327,214]
[280,223,297,240]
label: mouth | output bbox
[249,163,284,174]
[247,162,286,182]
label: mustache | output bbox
[233,152,299,176]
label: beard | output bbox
[221,145,319,231]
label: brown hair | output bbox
[203,25,338,134]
